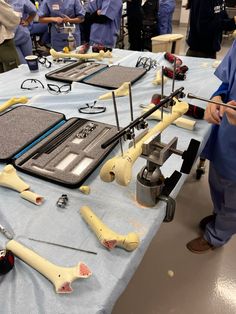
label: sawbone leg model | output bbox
[80,206,140,251]
[98,82,130,100]
[142,104,196,130]
[0,165,29,192]
[0,96,28,113]
[50,49,112,61]
[100,98,189,186]
[0,165,44,205]
[152,69,167,85]
[6,239,92,293]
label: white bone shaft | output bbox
[143,106,196,130]
[20,190,44,205]
[6,239,92,293]
[80,206,139,251]
[100,99,189,186]
[50,48,112,61]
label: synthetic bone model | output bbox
[50,48,112,61]
[100,98,189,186]
[80,205,140,251]
[142,103,196,130]
[0,96,28,113]
[0,164,44,205]
[98,82,130,100]
[152,69,167,85]
[6,239,92,293]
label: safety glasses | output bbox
[20,79,71,95]
[38,56,52,68]
[78,101,106,114]
[135,56,158,71]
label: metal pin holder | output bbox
[102,86,190,222]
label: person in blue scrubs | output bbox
[85,0,123,50]
[38,0,85,51]
[7,0,36,64]
[187,39,236,253]
[29,0,50,48]
[158,0,175,34]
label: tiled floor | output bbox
[112,25,236,314]
[113,163,236,314]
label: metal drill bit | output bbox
[112,91,124,155]
[187,93,236,110]
[28,238,97,255]
[128,83,135,147]
[161,66,164,121]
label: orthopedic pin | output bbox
[112,91,123,156]
[187,93,236,110]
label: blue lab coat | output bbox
[7,0,36,63]
[158,0,175,34]
[202,39,236,247]
[38,0,85,51]
[85,0,122,48]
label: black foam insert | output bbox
[82,65,147,89]
[45,61,108,84]
[0,106,64,161]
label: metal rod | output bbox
[112,91,124,155]
[28,238,97,255]
[128,83,135,147]
[172,58,176,93]
[101,87,184,149]
[161,66,164,120]
[187,93,236,110]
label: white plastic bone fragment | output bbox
[100,98,189,186]
[50,48,112,61]
[20,190,44,206]
[0,164,29,192]
[152,69,167,85]
[79,186,91,195]
[98,82,130,100]
[71,157,93,176]
[80,206,140,251]
[56,153,78,171]
[0,96,28,113]
[6,239,92,293]
[142,104,196,130]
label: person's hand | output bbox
[225,100,236,125]
[62,15,71,23]
[20,19,29,26]
[53,16,64,24]
[97,10,102,15]
[204,95,225,124]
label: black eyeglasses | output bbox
[21,79,71,95]
[135,56,158,71]
[78,101,106,114]
[38,56,52,68]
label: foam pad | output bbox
[0,106,64,160]
[82,65,147,89]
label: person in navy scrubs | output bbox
[187,39,236,253]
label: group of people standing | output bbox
[1,0,236,254]
[0,0,123,70]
